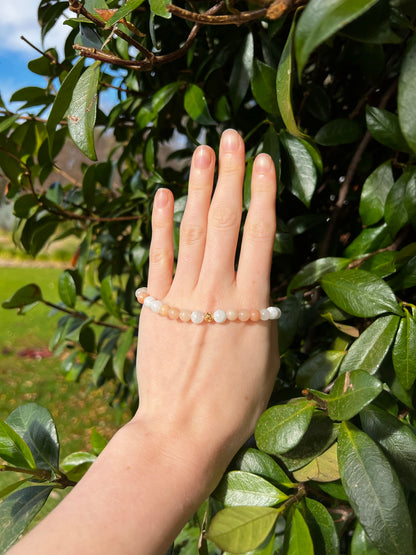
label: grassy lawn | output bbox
[0,262,130,527]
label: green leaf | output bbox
[361,404,416,492]
[233,447,295,489]
[320,269,403,318]
[340,314,400,375]
[295,0,379,77]
[351,521,381,555]
[285,508,314,555]
[385,170,412,237]
[0,478,31,500]
[149,0,171,19]
[262,126,281,189]
[0,485,53,553]
[2,284,43,309]
[207,506,280,554]
[0,114,19,134]
[61,451,96,482]
[6,404,59,471]
[315,118,362,146]
[280,130,317,208]
[229,33,254,112]
[404,169,416,228]
[296,350,345,390]
[255,399,315,455]
[47,57,85,156]
[292,442,340,482]
[67,61,101,160]
[366,107,410,152]
[58,270,77,308]
[327,370,383,421]
[398,35,416,154]
[113,326,134,384]
[392,310,416,389]
[344,223,392,258]
[288,257,350,295]
[105,0,146,26]
[90,428,108,456]
[0,421,36,469]
[100,275,122,319]
[13,194,39,219]
[276,18,305,138]
[359,251,397,278]
[304,497,340,555]
[184,84,216,126]
[359,161,394,226]
[251,60,279,114]
[214,471,288,507]
[338,421,413,555]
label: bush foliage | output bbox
[1,0,416,552]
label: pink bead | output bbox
[226,309,238,321]
[137,292,148,304]
[179,309,191,322]
[238,309,250,322]
[159,304,170,316]
[168,307,180,320]
[250,309,261,322]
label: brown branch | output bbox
[346,226,409,269]
[20,35,58,64]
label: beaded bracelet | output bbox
[135,287,281,324]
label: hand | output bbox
[134,129,280,487]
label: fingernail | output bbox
[155,188,169,209]
[222,129,240,151]
[194,145,212,169]
[255,153,272,172]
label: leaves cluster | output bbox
[1,0,416,552]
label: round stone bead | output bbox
[213,309,227,323]
[260,309,270,321]
[143,296,155,308]
[159,304,170,316]
[150,299,162,313]
[250,309,261,322]
[179,309,191,322]
[226,309,238,321]
[191,310,204,324]
[238,309,250,322]
[168,307,180,320]
[267,306,281,320]
[135,287,147,296]
[136,291,148,303]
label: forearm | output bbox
[8,419,218,555]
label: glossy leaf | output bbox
[6,404,59,471]
[304,497,340,555]
[58,270,77,308]
[105,0,146,26]
[251,60,279,114]
[398,35,416,153]
[293,442,340,483]
[351,521,381,555]
[338,421,413,554]
[295,0,379,76]
[361,404,416,492]
[0,420,36,469]
[184,84,216,126]
[233,447,294,489]
[2,284,43,309]
[280,130,317,208]
[214,471,288,507]
[320,269,402,318]
[344,223,392,258]
[359,251,397,278]
[392,310,416,389]
[0,485,53,554]
[404,169,416,228]
[207,506,280,554]
[385,170,411,237]
[359,161,394,226]
[285,508,314,555]
[315,118,362,146]
[90,428,108,456]
[113,326,134,384]
[67,61,101,160]
[366,106,410,152]
[340,314,400,375]
[255,399,315,455]
[47,57,85,156]
[296,350,345,390]
[149,0,171,18]
[61,451,96,482]
[100,275,121,319]
[229,33,254,112]
[288,257,350,295]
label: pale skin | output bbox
[8,129,279,555]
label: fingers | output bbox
[148,188,174,298]
[173,145,215,289]
[237,153,277,297]
[199,129,245,284]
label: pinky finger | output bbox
[147,188,174,298]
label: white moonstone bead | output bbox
[135,287,147,296]
[213,310,227,323]
[143,296,155,308]
[150,299,162,313]
[267,306,281,320]
[260,309,270,321]
[191,310,204,324]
